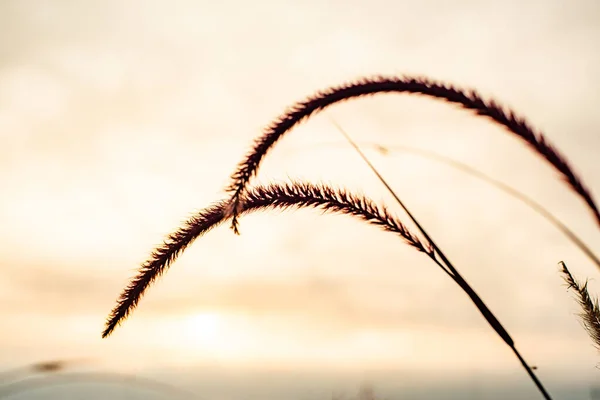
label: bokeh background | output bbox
[1,0,599,398]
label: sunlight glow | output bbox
[179,312,223,348]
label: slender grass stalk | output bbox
[560,261,600,351]
[329,117,551,400]
[0,372,195,399]
[286,138,600,271]
[224,75,599,236]
[102,181,432,338]
[0,359,91,385]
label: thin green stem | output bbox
[286,139,600,271]
[329,116,552,400]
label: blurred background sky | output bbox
[1,0,600,396]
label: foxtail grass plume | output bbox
[560,261,600,351]
[224,75,599,237]
[102,181,431,338]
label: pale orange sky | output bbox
[1,0,599,378]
